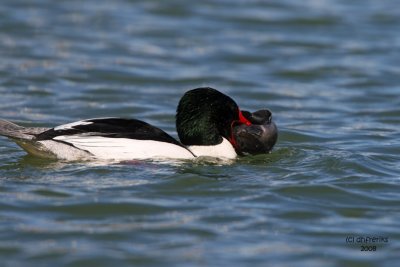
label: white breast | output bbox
[188,137,237,159]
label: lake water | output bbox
[1,0,399,266]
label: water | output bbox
[1,0,399,266]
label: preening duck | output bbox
[0,87,277,161]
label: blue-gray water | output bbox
[1,0,399,266]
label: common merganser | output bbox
[0,87,277,161]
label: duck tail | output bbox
[0,119,34,140]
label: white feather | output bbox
[53,135,195,160]
[54,120,93,131]
[188,137,237,159]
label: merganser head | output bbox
[176,87,250,147]
[233,109,278,154]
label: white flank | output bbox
[54,120,93,131]
[52,135,195,160]
[188,137,237,159]
[38,140,92,160]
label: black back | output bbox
[36,118,184,147]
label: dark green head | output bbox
[176,87,243,146]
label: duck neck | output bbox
[187,137,237,159]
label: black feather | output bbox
[36,118,185,147]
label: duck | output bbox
[0,87,277,161]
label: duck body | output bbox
[36,118,197,160]
[0,87,276,161]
